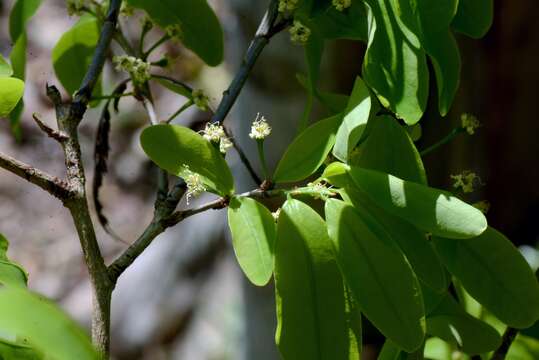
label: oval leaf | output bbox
[227,197,275,286]
[0,234,27,287]
[52,16,100,95]
[273,114,341,183]
[0,55,13,78]
[451,0,493,39]
[333,77,373,162]
[0,288,97,360]
[9,0,42,41]
[346,166,487,239]
[0,77,24,118]
[275,199,359,359]
[141,124,234,195]
[433,227,539,328]
[127,0,223,66]
[325,199,425,352]
[427,294,501,354]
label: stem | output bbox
[420,127,465,157]
[257,140,269,180]
[228,135,262,185]
[491,327,519,360]
[210,0,281,124]
[91,92,134,101]
[166,100,193,123]
[143,34,170,59]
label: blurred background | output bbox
[0,0,538,359]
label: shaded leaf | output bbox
[451,0,494,39]
[228,197,275,286]
[325,199,425,352]
[140,124,234,196]
[433,227,539,328]
[275,199,359,359]
[9,0,41,41]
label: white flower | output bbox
[249,113,272,140]
[192,89,210,111]
[272,208,281,221]
[278,0,299,13]
[219,137,233,154]
[332,0,352,11]
[113,55,151,84]
[289,20,311,44]
[202,123,226,143]
[461,113,481,135]
[182,167,206,205]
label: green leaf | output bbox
[308,2,369,41]
[433,227,539,328]
[325,199,425,352]
[342,187,448,292]
[354,115,427,185]
[0,234,28,287]
[333,77,373,162]
[0,77,25,118]
[10,33,27,80]
[0,288,97,360]
[9,0,42,41]
[427,294,501,354]
[378,341,406,360]
[273,114,341,184]
[423,337,452,360]
[345,166,488,239]
[127,0,224,66]
[507,335,539,360]
[275,199,359,359]
[51,16,100,95]
[140,124,234,196]
[0,55,13,78]
[227,197,275,286]
[451,0,494,39]
[0,338,43,360]
[362,0,429,124]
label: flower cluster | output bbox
[120,3,134,17]
[201,123,233,154]
[182,166,206,205]
[192,89,210,111]
[473,200,491,214]
[113,55,151,84]
[66,0,87,16]
[289,20,311,44]
[461,113,481,135]
[278,0,299,13]
[249,113,272,140]
[450,171,481,193]
[332,0,352,11]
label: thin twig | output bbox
[490,327,519,360]
[0,152,71,200]
[420,127,465,157]
[210,0,281,125]
[166,100,193,123]
[228,134,262,185]
[32,113,69,143]
[143,34,170,59]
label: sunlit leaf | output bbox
[0,77,25,118]
[0,234,27,287]
[0,55,13,78]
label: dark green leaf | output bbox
[355,115,427,185]
[325,199,425,352]
[127,0,224,66]
[427,294,501,354]
[51,16,100,95]
[309,2,369,41]
[275,199,359,359]
[0,288,97,360]
[0,77,25,118]
[433,227,539,328]
[140,124,234,196]
[333,77,373,162]
[451,0,494,39]
[362,0,429,124]
[9,0,41,41]
[273,114,341,184]
[227,197,275,286]
[346,166,488,239]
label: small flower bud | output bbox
[219,137,233,154]
[278,0,299,13]
[272,208,281,222]
[289,20,311,44]
[473,200,491,214]
[182,166,206,205]
[332,0,352,11]
[120,3,134,17]
[461,113,481,135]
[450,171,481,193]
[66,0,86,16]
[249,113,272,140]
[113,55,151,85]
[192,89,210,111]
[166,24,184,42]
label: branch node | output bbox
[32,113,69,142]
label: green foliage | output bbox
[434,227,539,328]
[227,197,275,286]
[452,0,494,39]
[52,16,100,95]
[0,78,25,118]
[0,55,14,77]
[0,234,28,288]
[275,199,360,359]
[273,114,341,183]
[126,0,224,66]
[140,124,234,196]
